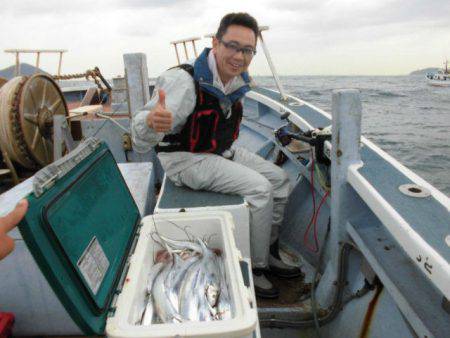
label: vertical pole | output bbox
[192,40,198,57]
[173,44,180,65]
[36,52,41,71]
[122,53,164,183]
[258,31,287,101]
[57,52,63,76]
[331,89,362,284]
[15,52,20,76]
[182,42,188,60]
[123,53,150,118]
[316,89,362,307]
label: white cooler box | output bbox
[107,211,258,338]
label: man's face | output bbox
[213,24,256,83]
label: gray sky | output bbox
[1,0,449,77]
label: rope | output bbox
[52,68,107,93]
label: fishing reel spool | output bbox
[0,74,69,169]
[275,124,332,165]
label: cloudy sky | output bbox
[0,0,449,77]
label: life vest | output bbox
[155,64,243,155]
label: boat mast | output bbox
[258,26,288,101]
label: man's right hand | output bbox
[147,89,173,132]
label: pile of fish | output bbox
[141,234,232,325]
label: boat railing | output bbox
[4,48,67,76]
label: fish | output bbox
[141,261,165,325]
[141,295,155,325]
[216,256,232,320]
[165,253,200,311]
[178,239,222,321]
[147,262,165,294]
[145,233,229,324]
[153,256,184,323]
[178,259,204,321]
[158,234,203,253]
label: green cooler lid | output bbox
[18,139,141,334]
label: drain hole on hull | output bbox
[408,187,422,193]
[399,184,431,198]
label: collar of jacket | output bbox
[193,48,251,104]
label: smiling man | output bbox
[133,12,301,298]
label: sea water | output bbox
[255,75,450,196]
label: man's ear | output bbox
[212,37,219,51]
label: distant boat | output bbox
[426,60,450,87]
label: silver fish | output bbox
[141,295,154,325]
[179,259,204,321]
[217,256,232,320]
[159,234,203,253]
[165,254,200,311]
[141,262,165,325]
[147,262,165,294]
[179,239,222,321]
[153,256,184,323]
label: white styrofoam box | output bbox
[106,211,258,338]
[155,176,251,259]
[241,258,261,338]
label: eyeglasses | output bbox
[219,39,256,57]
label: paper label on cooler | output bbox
[77,236,110,295]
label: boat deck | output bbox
[252,86,449,266]
[251,86,450,337]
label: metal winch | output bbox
[0,74,69,169]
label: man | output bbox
[0,200,28,260]
[133,12,301,298]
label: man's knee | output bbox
[253,175,273,198]
[271,164,290,187]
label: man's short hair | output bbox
[216,13,259,42]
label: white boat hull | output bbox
[427,79,450,87]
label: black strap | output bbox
[168,63,194,77]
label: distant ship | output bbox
[426,60,450,87]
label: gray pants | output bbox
[169,147,291,268]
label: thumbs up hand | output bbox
[147,89,173,132]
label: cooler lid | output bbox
[18,139,141,334]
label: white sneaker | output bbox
[269,255,303,278]
[252,270,279,298]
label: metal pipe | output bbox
[182,42,188,60]
[192,40,198,57]
[57,51,63,76]
[36,52,40,71]
[15,52,20,76]
[173,44,180,65]
[95,112,129,133]
[258,29,287,101]
[259,242,354,328]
